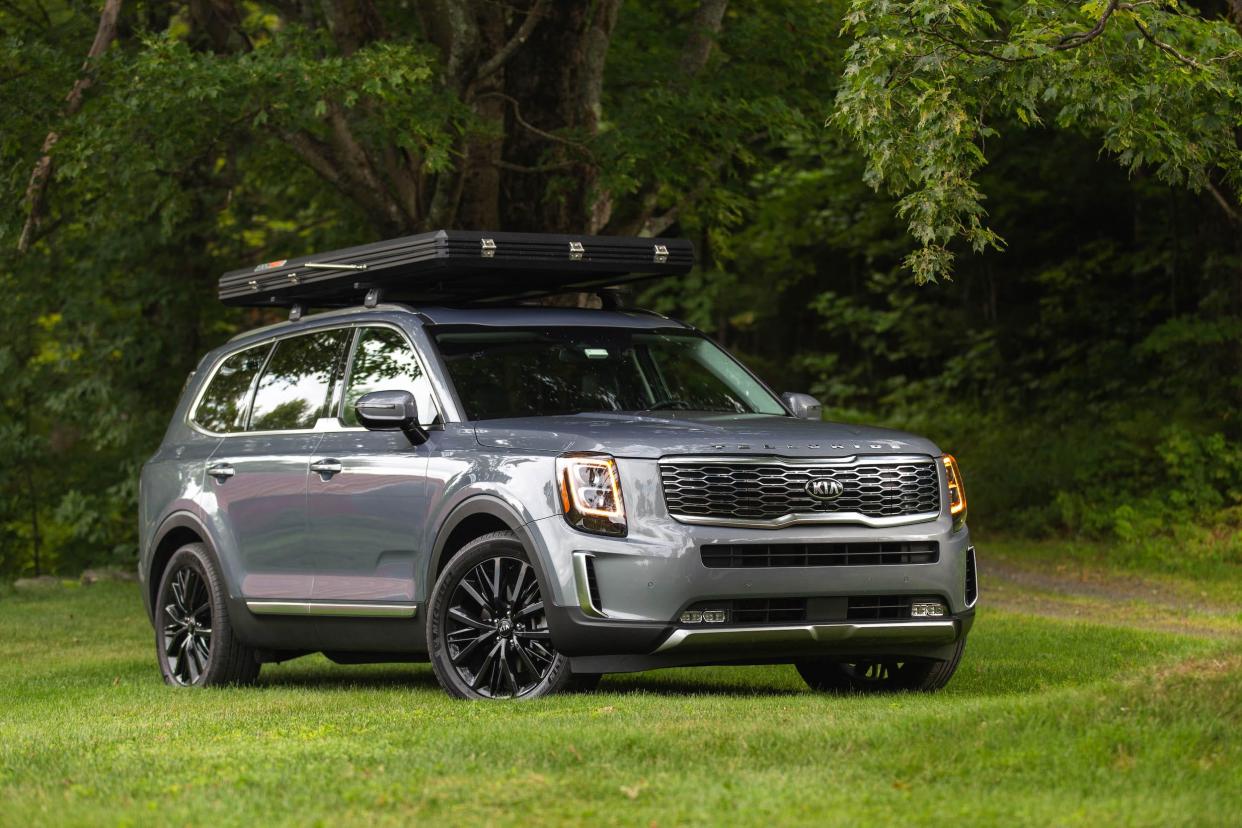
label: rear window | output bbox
[192,344,271,434]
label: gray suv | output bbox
[140,302,975,699]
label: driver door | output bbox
[305,326,439,610]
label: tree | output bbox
[0,0,840,574]
[834,0,1242,283]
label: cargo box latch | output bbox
[480,238,496,258]
[568,241,585,261]
[653,244,669,264]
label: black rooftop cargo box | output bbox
[218,229,695,308]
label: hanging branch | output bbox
[17,0,123,253]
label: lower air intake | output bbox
[965,546,978,607]
[845,595,914,621]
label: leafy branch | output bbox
[834,0,1242,282]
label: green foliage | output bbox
[835,0,1242,282]
[1,1,1240,578]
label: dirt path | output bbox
[983,557,1242,639]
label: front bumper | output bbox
[530,518,976,672]
[547,603,975,674]
[528,509,975,621]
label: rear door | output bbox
[205,328,351,607]
[305,325,437,611]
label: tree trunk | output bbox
[497,0,621,233]
[18,0,123,253]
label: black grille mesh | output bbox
[846,595,914,621]
[700,541,939,569]
[660,460,940,522]
[678,595,923,624]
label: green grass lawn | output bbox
[2,550,1240,827]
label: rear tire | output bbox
[796,637,966,694]
[155,543,260,687]
[427,531,574,700]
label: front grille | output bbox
[659,459,940,524]
[846,595,913,621]
[701,541,939,568]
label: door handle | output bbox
[310,459,343,476]
[207,463,235,480]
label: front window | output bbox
[431,326,786,421]
[341,326,439,427]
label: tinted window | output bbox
[342,327,437,427]
[192,344,271,433]
[431,326,785,420]
[249,330,349,431]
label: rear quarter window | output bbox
[191,343,271,433]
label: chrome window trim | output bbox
[187,320,447,439]
[246,600,418,618]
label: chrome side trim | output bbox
[669,510,941,530]
[572,552,607,619]
[653,620,958,653]
[246,600,418,618]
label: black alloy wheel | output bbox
[429,532,574,700]
[446,555,554,697]
[154,543,260,687]
[161,565,213,685]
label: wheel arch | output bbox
[427,496,550,593]
[145,511,217,622]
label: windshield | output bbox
[431,325,787,421]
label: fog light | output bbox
[680,611,703,624]
[701,610,728,623]
[911,600,946,618]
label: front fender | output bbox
[425,494,564,604]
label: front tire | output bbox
[155,543,259,687]
[427,531,574,700]
[796,637,966,694]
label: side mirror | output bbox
[355,390,426,444]
[781,392,823,421]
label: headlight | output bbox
[942,454,967,526]
[556,453,627,537]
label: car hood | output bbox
[472,412,942,459]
